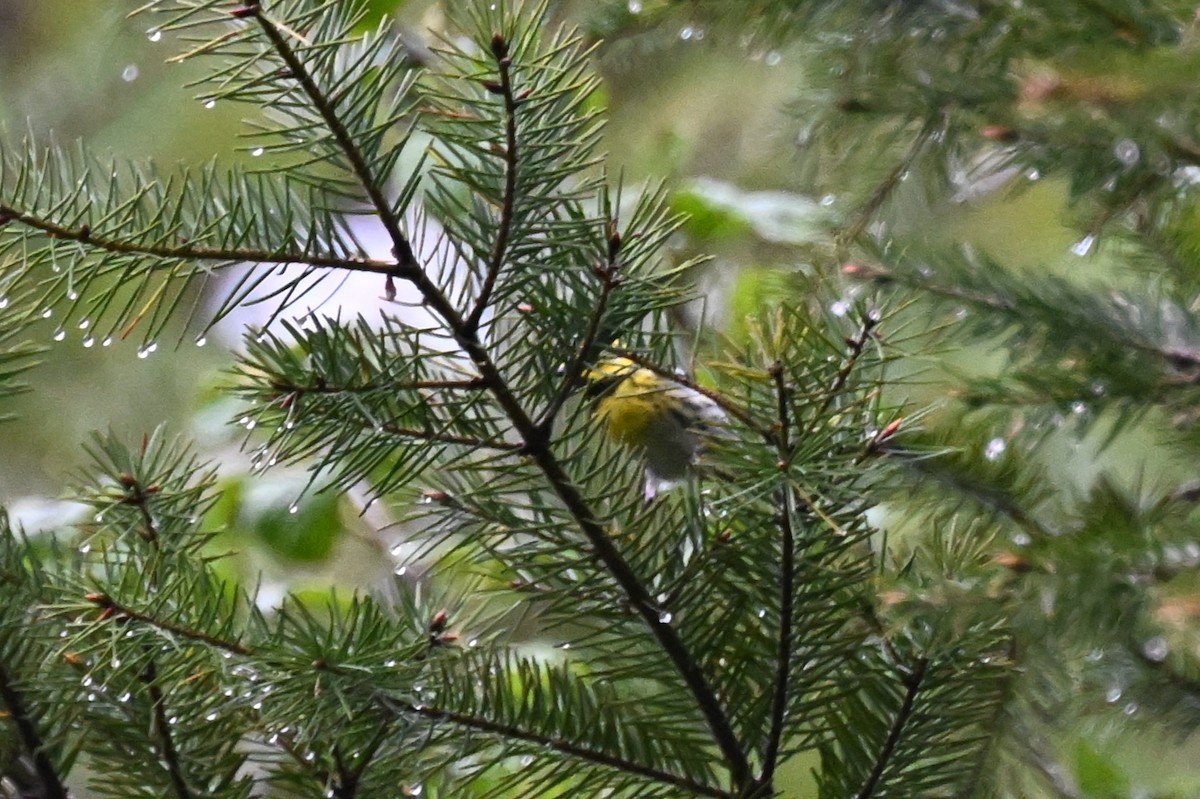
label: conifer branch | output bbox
[853,657,929,799]
[0,660,71,799]
[142,661,195,799]
[538,222,622,432]
[83,592,251,656]
[837,120,939,246]
[375,695,731,798]
[374,421,523,453]
[241,2,418,271]
[759,361,797,788]
[464,34,521,335]
[0,204,398,276]
[288,25,753,784]
[813,312,878,424]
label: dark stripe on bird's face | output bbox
[583,373,626,400]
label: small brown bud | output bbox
[118,473,137,488]
[78,224,91,241]
[981,124,1019,142]
[230,3,259,18]
[429,610,449,633]
[482,80,504,95]
[490,33,509,60]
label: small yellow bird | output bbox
[585,357,728,500]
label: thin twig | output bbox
[465,35,521,334]
[538,221,623,432]
[0,661,71,799]
[854,658,929,799]
[0,204,399,276]
[375,695,730,799]
[142,662,194,799]
[836,120,939,249]
[83,593,251,656]
[758,362,797,789]
[248,6,418,270]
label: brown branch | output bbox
[84,593,251,656]
[465,34,521,335]
[0,204,399,276]
[246,5,418,271]
[142,662,194,799]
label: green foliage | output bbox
[19,0,1200,797]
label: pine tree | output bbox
[3,0,1195,797]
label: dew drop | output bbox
[1025,168,1040,181]
[251,147,265,157]
[680,25,695,40]
[1114,138,1140,167]
[0,296,7,309]
[829,300,850,317]
[627,0,642,11]
[1070,234,1096,257]
[121,64,140,82]
[819,194,836,207]
[1142,635,1169,662]
[206,711,218,721]
[983,437,1006,461]
[1123,702,1138,716]
[147,28,162,42]
[765,50,782,66]
[288,503,299,515]
[78,318,90,329]
[52,328,66,342]
[41,308,53,319]
[756,608,767,619]
[82,336,95,348]
[137,347,151,359]
[520,754,535,766]
[395,565,408,576]
[204,99,216,110]
[468,638,479,648]
[67,290,79,300]
[1011,531,1032,547]
[658,611,673,624]
[102,336,113,347]
[195,336,207,347]
[1070,401,1088,416]
[558,642,571,650]
[384,659,397,668]
[1105,686,1122,703]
